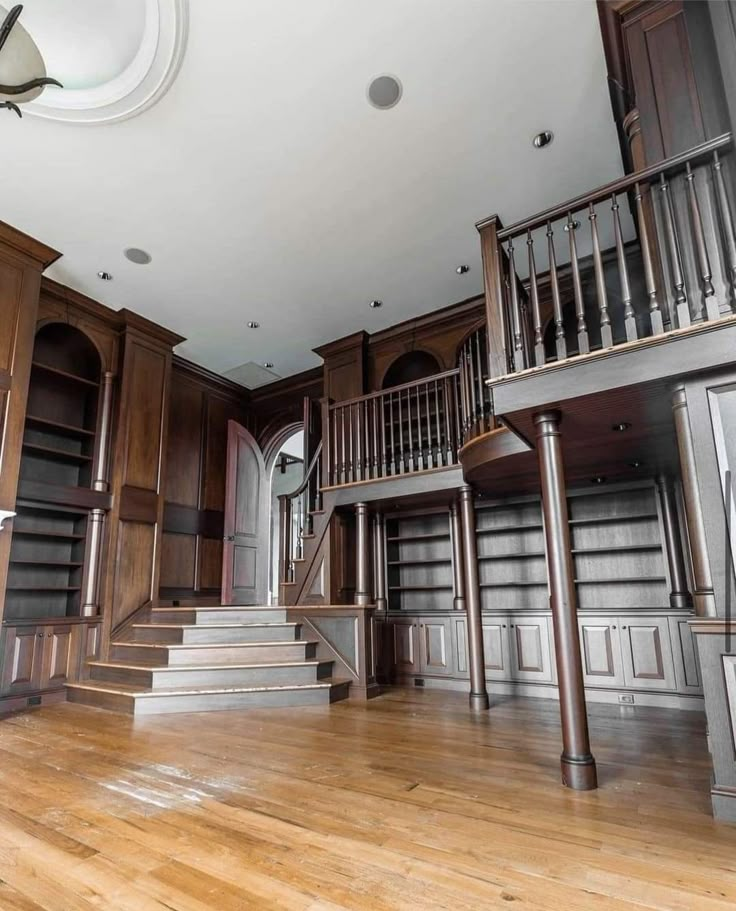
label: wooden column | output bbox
[458,486,489,711]
[373,513,387,612]
[354,502,372,606]
[534,410,597,791]
[672,385,717,617]
[450,501,466,611]
[656,474,692,610]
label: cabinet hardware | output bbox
[47,633,52,637]
[37,632,43,638]
[612,625,617,630]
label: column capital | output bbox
[533,409,562,428]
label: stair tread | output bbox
[88,660,324,671]
[67,679,347,698]
[114,640,308,649]
[132,622,298,629]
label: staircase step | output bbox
[151,606,287,624]
[110,639,317,666]
[88,659,333,689]
[130,622,300,645]
[66,678,351,715]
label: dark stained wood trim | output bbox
[118,309,185,350]
[163,502,224,539]
[0,220,61,270]
[16,480,112,512]
[119,486,159,524]
[172,355,252,403]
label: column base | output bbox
[694,590,718,617]
[354,594,372,607]
[453,597,466,611]
[374,598,388,612]
[669,592,693,610]
[469,692,490,712]
[80,603,100,618]
[561,754,598,791]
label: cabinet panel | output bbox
[1,627,43,694]
[579,618,625,688]
[42,625,74,687]
[482,616,511,680]
[419,618,452,676]
[509,616,553,683]
[668,616,702,694]
[621,617,677,691]
[392,620,419,675]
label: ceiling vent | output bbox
[368,74,402,110]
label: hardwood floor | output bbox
[0,688,734,910]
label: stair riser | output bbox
[110,641,317,666]
[132,625,299,645]
[90,662,329,689]
[152,608,288,624]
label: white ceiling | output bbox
[3,0,623,385]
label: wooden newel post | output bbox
[278,494,291,584]
[458,486,489,711]
[355,502,372,606]
[477,214,508,381]
[534,410,597,791]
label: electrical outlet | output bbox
[27,695,42,706]
[618,693,635,705]
[414,678,425,687]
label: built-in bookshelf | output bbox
[384,482,671,614]
[5,324,102,622]
[386,511,453,610]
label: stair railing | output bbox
[477,132,735,379]
[278,440,323,585]
[458,325,493,443]
[324,370,462,486]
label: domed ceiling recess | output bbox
[16,0,187,123]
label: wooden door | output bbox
[482,615,512,680]
[509,616,554,684]
[620,617,677,691]
[222,421,268,605]
[392,619,419,675]
[40,625,76,689]
[578,617,625,689]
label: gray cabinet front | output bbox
[508,616,554,683]
[578,617,625,688]
[392,620,419,675]
[620,617,677,691]
[418,618,453,676]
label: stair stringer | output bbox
[280,491,338,606]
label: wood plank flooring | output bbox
[0,688,734,910]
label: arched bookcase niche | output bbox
[381,350,441,389]
[6,323,111,621]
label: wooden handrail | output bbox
[478,132,732,241]
[328,368,460,410]
[279,440,323,502]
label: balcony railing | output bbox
[324,370,462,486]
[477,133,736,380]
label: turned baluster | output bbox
[474,331,485,424]
[507,239,525,371]
[380,395,388,477]
[315,451,323,511]
[527,229,544,365]
[453,371,463,446]
[546,222,567,361]
[658,173,689,328]
[422,381,433,468]
[404,388,414,473]
[443,375,454,462]
[685,162,719,321]
[634,182,664,335]
[339,406,346,484]
[565,214,589,354]
[434,379,443,466]
[467,339,478,431]
[397,389,405,473]
[389,392,397,475]
[713,151,736,308]
[415,384,424,471]
[278,495,291,583]
[588,202,613,348]
[612,193,637,341]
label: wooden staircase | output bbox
[67,605,350,714]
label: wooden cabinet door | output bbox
[620,617,677,691]
[418,618,452,676]
[392,620,419,675]
[509,616,554,683]
[668,616,703,695]
[482,615,512,680]
[578,617,625,688]
[1,627,44,695]
[39,625,76,689]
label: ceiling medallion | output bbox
[0,4,61,117]
[24,0,188,125]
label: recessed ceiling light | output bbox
[264,361,274,368]
[612,422,631,432]
[367,74,402,110]
[124,247,152,265]
[247,321,260,329]
[456,265,470,275]
[591,476,607,485]
[369,300,383,309]
[533,130,554,149]
[97,271,113,281]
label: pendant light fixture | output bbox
[0,4,62,117]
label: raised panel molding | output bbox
[621,618,677,691]
[420,619,452,675]
[723,656,736,753]
[579,618,625,688]
[122,343,168,491]
[482,620,508,677]
[393,621,417,673]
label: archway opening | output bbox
[382,350,441,388]
[268,428,304,603]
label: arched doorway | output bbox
[267,427,304,603]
